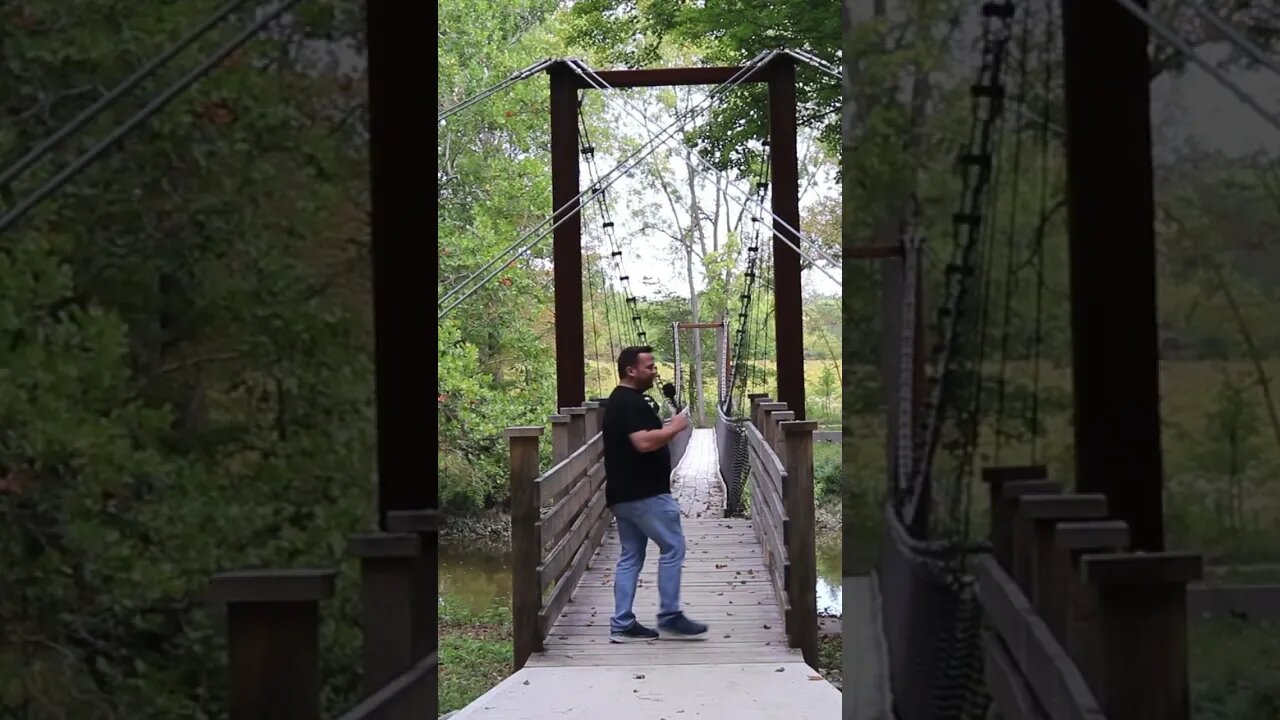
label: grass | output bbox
[1190,618,1280,719]
[818,635,843,691]
[439,596,513,714]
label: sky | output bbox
[576,82,842,302]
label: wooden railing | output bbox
[508,402,610,670]
[978,466,1204,720]
[744,393,819,667]
[207,509,439,720]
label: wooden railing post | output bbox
[561,406,587,453]
[1015,494,1108,607]
[550,414,572,464]
[780,419,818,668]
[750,395,772,429]
[385,510,441,656]
[1049,520,1129,660]
[506,426,544,671]
[1079,552,1203,720]
[583,400,601,437]
[1003,483,1066,588]
[981,465,1048,570]
[770,409,795,454]
[347,532,423,695]
[209,569,336,720]
[758,401,788,449]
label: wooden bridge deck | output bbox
[531,429,795,666]
[453,427,840,717]
[529,517,800,666]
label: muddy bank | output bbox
[441,508,511,549]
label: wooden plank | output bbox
[749,476,789,608]
[538,483,607,592]
[530,643,798,659]
[747,437,784,502]
[563,584,779,597]
[749,462,788,542]
[750,471,788,551]
[334,650,437,720]
[536,433,603,505]
[983,629,1050,720]
[527,648,802,667]
[538,459,605,551]
[553,606,781,621]
[549,619,785,634]
[539,503,611,637]
[975,555,1104,720]
[1187,584,1280,620]
[547,630,786,645]
[537,515,790,670]
[746,423,785,492]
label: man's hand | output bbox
[669,411,690,433]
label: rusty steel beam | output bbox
[676,322,725,330]
[1061,0,1164,550]
[549,62,585,409]
[569,65,769,89]
[369,0,434,523]
[768,55,805,421]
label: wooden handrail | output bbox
[979,464,1204,720]
[334,650,439,720]
[507,405,613,670]
[741,404,818,667]
[211,510,441,719]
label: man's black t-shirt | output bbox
[602,385,672,506]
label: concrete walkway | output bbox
[451,662,842,719]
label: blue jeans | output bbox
[609,493,685,632]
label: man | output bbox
[602,346,709,642]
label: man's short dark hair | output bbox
[617,345,654,379]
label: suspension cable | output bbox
[0,0,304,236]
[1030,0,1056,465]
[1188,5,1280,79]
[993,3,1033,465]
[906,0,1017,532]
[1110,0,1280,132]
[585,250,606,396]
[0,0,255,192]
[438,52,778,317]
[438,58,558,122]
[568,59,842,286]
[578,93,646,344]
[784,49,842,80]
[726,139,772,413]
[577,99,625,354]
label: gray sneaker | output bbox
[657,613,708,640]
[610,622,660,643]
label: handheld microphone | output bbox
[661,382,682,413]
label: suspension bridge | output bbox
[438,46,845,717]
[4,0,1274,718]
